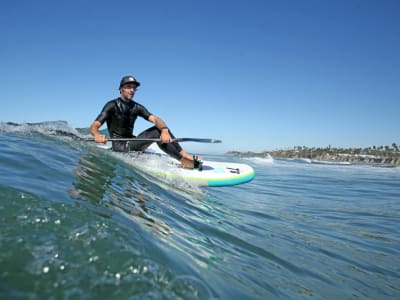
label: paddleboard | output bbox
[96,143,255,187]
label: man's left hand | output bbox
[160,129,172,143]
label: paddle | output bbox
[82,137,222,143]
[51,130,221,143]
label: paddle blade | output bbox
[173,138,222,143]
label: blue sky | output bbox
[1,0,399,153]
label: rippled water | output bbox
[1,125,399,299]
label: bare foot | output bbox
[180,157,195,169]
[179,150,203,161]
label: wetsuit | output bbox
[95,97,183,159]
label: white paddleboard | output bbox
[96,143,255,187]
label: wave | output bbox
[243,154,274,165]
[0,120,82,137]
[1,120,400,299]
[0,121,205,194]
[305,158,352,166]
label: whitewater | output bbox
[1,121,399,299]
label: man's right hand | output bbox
[90,121,107,144]
[95,134,107,144]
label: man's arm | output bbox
[89,120,106,143]
[148,115,172,143]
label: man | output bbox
[89,75,201,169]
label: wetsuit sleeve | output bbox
[135,103,152,120]
[95,100,115,124]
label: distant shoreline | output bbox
[227,146,400,165]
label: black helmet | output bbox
[119,75,141,88]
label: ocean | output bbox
[1,121,399,299]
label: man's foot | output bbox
[180,157,195,169]
[179,150,202,161]
[179,156,203,170]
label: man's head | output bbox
[119,75,140,100]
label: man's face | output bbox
[120,83,138,100]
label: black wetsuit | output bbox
[95,97,183,159]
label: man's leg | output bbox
[131,126,199,168]
[130,126,182,159]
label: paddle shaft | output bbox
[83,137,222,143]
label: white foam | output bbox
[244,154,274,165]
[0,120,81,137]
[108,147,203,194]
